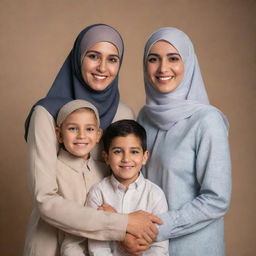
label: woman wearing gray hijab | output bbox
[24,24,161,256]
[137,27,232,255]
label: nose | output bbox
[121,152,130,163]
[97,58,107,73]
[77,129,86,139]
[158,58,168,73]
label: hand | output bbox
[127,210,162,243]
[117,233,149,256]
[98,203,117,213]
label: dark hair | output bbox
[102,119,147,152]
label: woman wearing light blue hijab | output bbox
[138,27,232,255]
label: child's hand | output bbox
[117,233,150,255]
[98,203,117,213]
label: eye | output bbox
[86,127,95,132]
[147,57,158,63]
[113,149,122,155]
[131,150,140,155]
[108,56,119,63]
[86,53,99,60]
[168,56,180,62]
[68,127,78,132]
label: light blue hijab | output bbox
[139,27,228,130]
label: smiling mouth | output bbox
[93,74,108,80]
[156,76,174,81]
[74,143,89,147]
[119,165,134,170]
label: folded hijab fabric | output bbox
[139,27,228,131]
[25,24,123,140]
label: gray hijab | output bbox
[139,27,227,130]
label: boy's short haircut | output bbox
[102,119,147,152]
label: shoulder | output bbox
[114,102,135,121]
[27,105,57,143]
[89,176,112,192]
[143,178,168,211]
[33,105,53,118]
[144,178,166,197]
[30,105,55,127]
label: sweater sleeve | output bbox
[157,110,232,241]
[27,106,128,241]
[60,233,86,256]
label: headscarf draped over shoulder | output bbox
[25,24,124,140]
[139,27,228,130]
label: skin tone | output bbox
[56,108,102,159]
[101,135,157,255]
[81,41,120,91]
[103,134,149,188]
[56,109,161,242]
[147,40,184,94]
[120,40,184,255]
[78,40,162,242]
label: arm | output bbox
[60,232,86,256]
[143,188,169,255]
[27,106,127,241]
[86,184,162,256]
[86,185,114,256]
[157,110,232,241]
[122,186,169,256]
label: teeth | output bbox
[158,76,173,81]
[94,75,106,80]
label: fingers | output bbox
[127,211,162,241]
[144,224,157,242]
[97,203,117,213]
[148,213,163,225]
[141,232,153,244]
[120,234,150,255]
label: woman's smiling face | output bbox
[146,40,184,94]
[81,41,120,91]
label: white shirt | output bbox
[86,173,169,256]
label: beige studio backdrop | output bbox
[0,0,255,255]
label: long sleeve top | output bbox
[139,108,232,256]
[23,103,134,256]
[86,173,169,256]
[56,148,109,256]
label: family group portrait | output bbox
[1,1,255,255]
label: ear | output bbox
[96,128,103,143]
[55,127,63,143]
[102,151,110,165]
[142,150,149,165]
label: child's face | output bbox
[104,134,149,187]
[56,109,102,160]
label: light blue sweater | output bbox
[139,107,232,256]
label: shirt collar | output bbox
[58,148,93,173]
[110,172,145,192]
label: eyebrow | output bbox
[86,50,119,59]
[110,146,142,150]
[65,123,97,126]
[148,53,180,57]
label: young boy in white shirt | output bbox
[86,119,169,256]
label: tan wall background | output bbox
[0,0,255,255]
